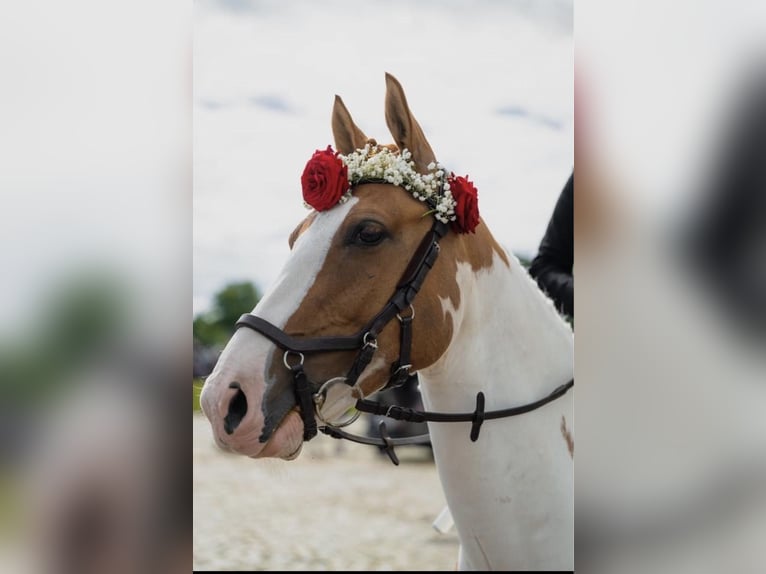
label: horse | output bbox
[200,73,574,570]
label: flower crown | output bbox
[301,144,480,234]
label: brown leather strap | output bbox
[364,220,447,337]
[355,379,574,441]
[320,421,432,466]
[384,312,413,390]
[320,378,573,464]
[397,221,447,288]
[291,366,318,441]
[235,314,363,352]
[344,340,377,387]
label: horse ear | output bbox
[384,72,437,173]
[332,95,368,155]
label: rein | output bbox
[325,379,574,465]
[235,215,574,465]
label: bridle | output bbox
[237,217,448,438]
[236,206,573,465]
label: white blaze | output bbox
[200,198,358,434]
[255,197,359,328]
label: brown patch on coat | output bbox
[452,218,510,273]
[277,182,507,397]
[561,415,574,458]
[280,184,450,396]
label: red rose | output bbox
[448,174,480,234]
[301,146,349,211]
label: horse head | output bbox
[201,73,506,460]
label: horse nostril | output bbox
[223,383,248,435]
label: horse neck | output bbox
[420,248,573,409]
[418,248,574,570]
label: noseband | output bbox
[235,216,574,464]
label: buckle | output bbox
[362,332,378,349]
[396,304,415,323]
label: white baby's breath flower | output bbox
[330,144,462,221]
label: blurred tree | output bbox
[193,281,260,349]
[213,281,260,328]
[192,316,226,348]
[44,272,127,362]
[1,269,129,407]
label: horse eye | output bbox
[352,223,386,246]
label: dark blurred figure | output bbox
[682,70,766,340]
[530,171,574,318]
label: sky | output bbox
[0,1,189,338]
[194,0,573,315]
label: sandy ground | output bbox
[193,414,460,571]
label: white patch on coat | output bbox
[418,250,574,570]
